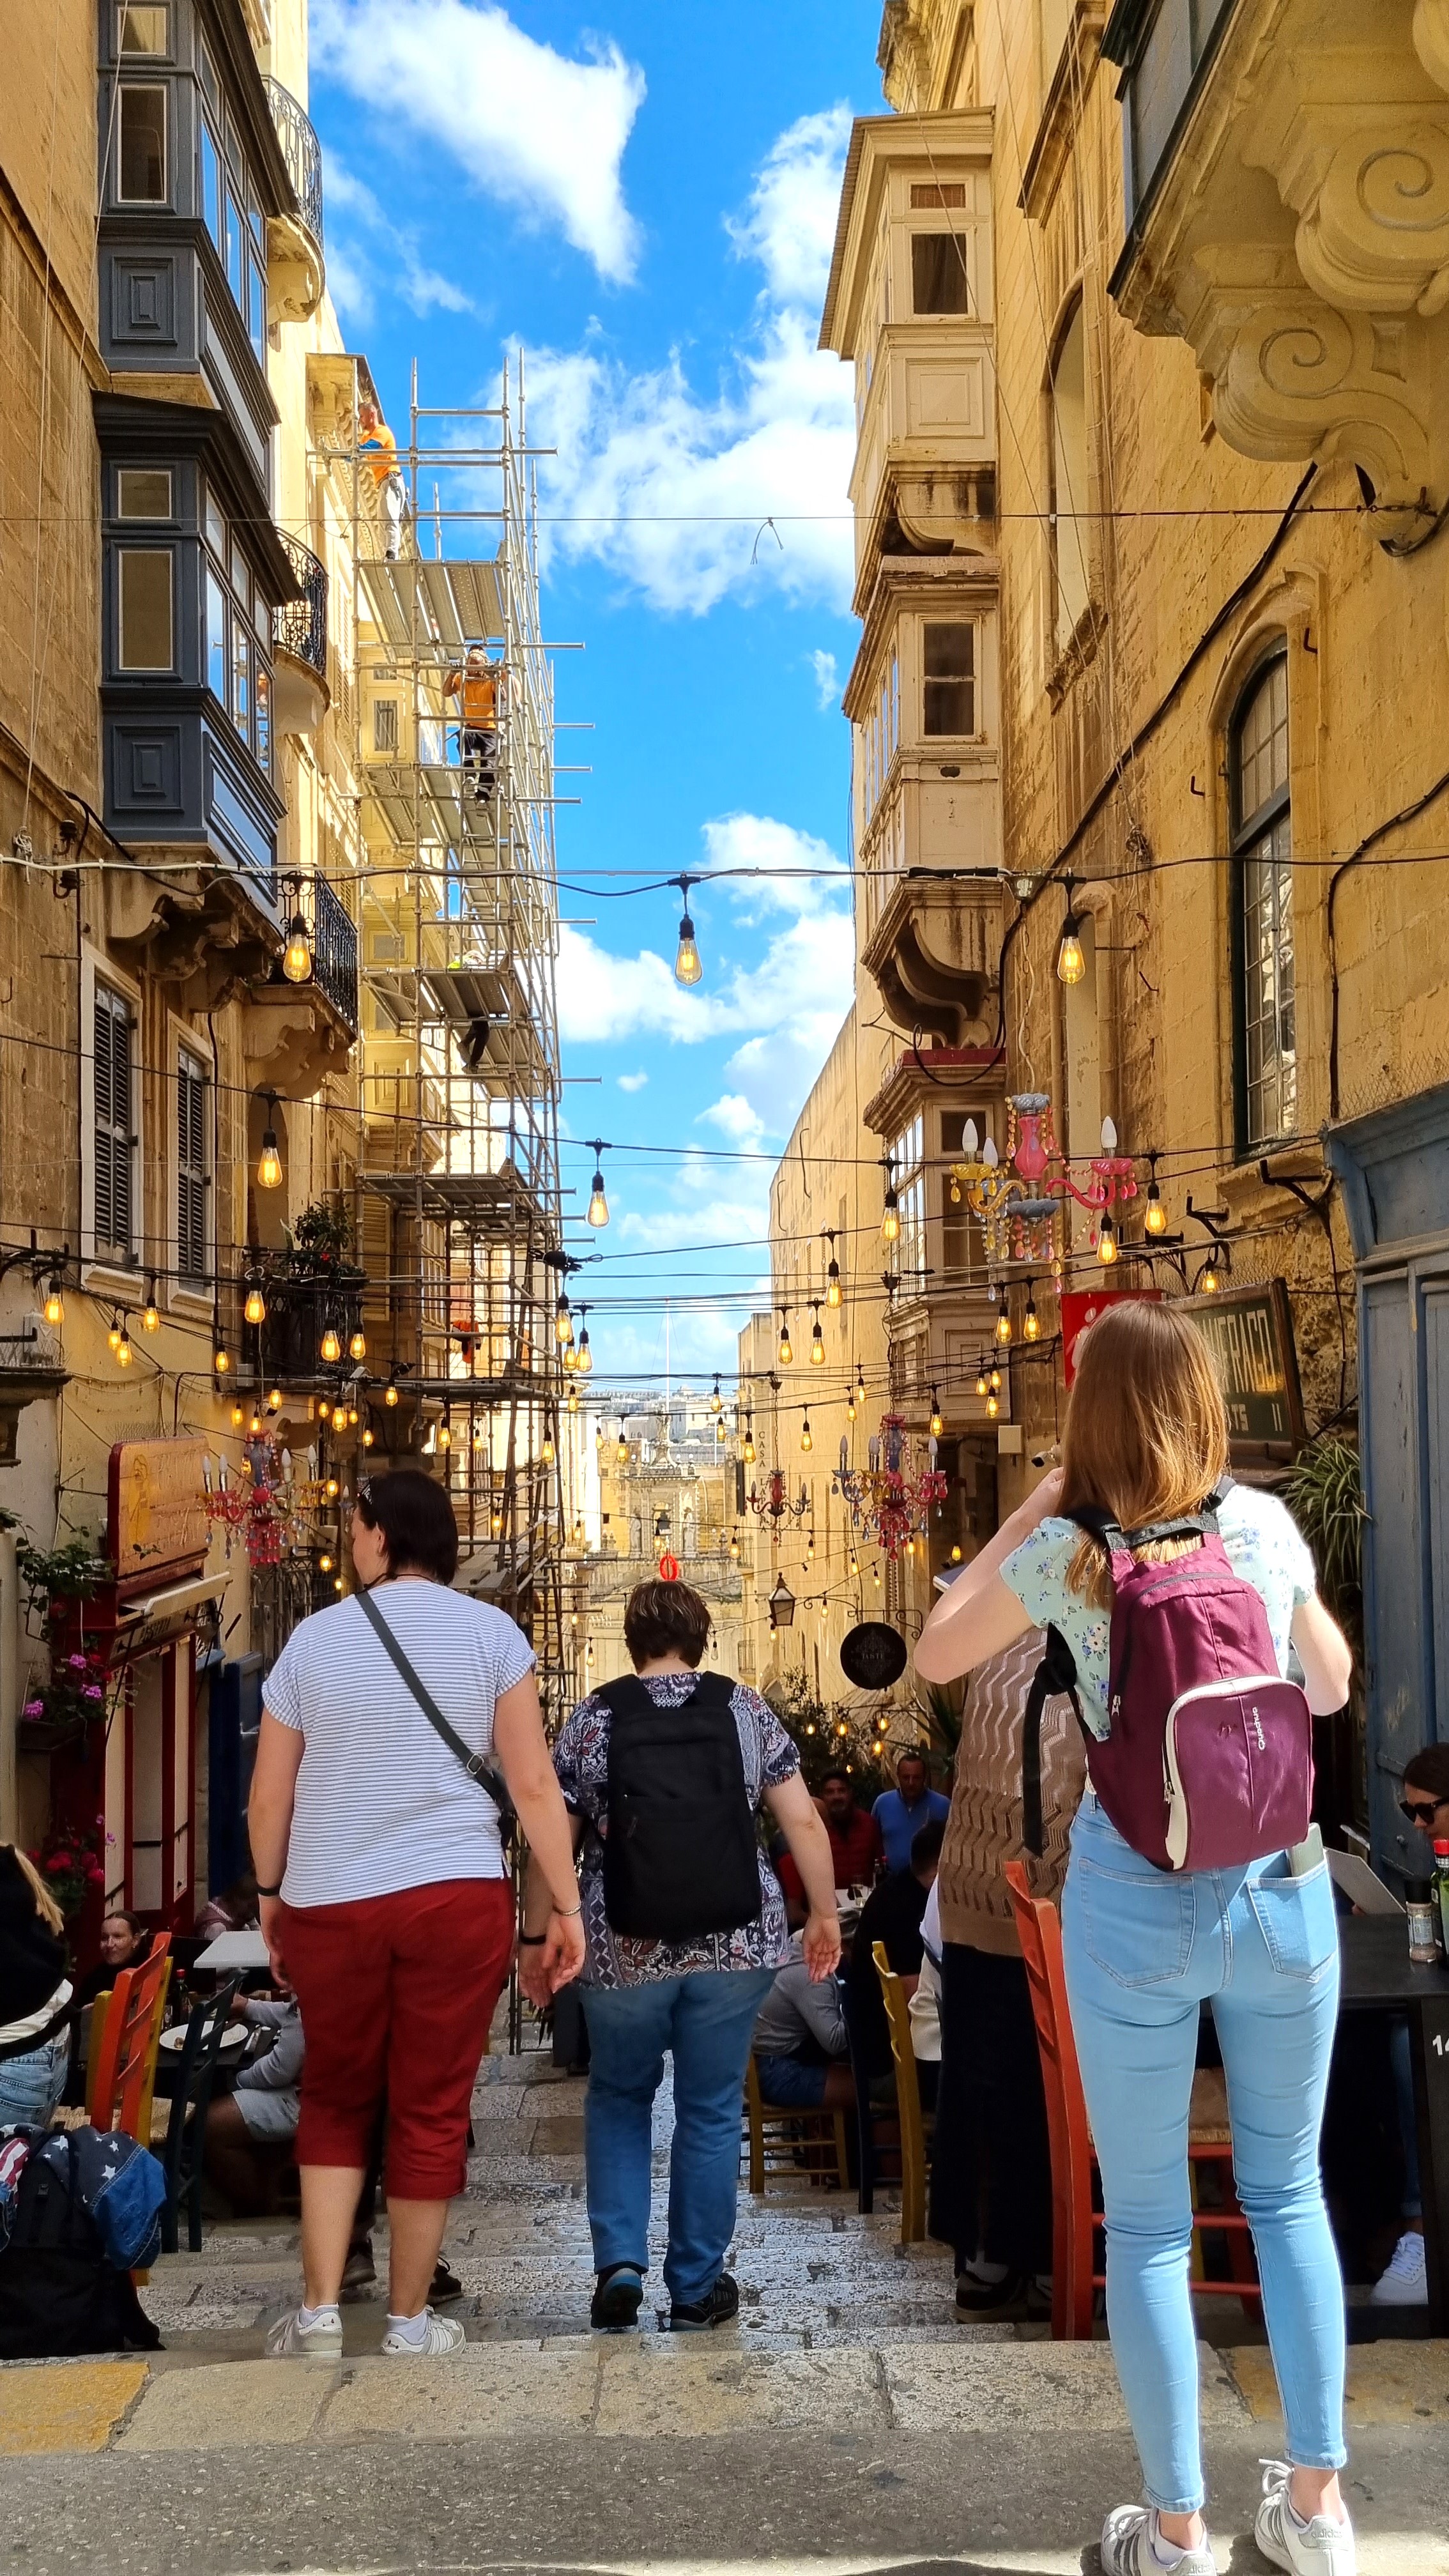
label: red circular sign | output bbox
[657,1552,680,1581]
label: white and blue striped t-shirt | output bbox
[262,1581,535,1906]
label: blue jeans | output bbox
[0,2030,72,2131]
[755,2049,829,2109]
[1062,1797,1346,2514]
[581,1966,776,2307]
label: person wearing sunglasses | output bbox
[1372,1745,1449,2307]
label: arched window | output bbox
[1232,653,1296,1148]
[1048,298,1089,656]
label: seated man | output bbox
[873,1748,950,1874]
[848,1819,944,2093]
[752,1932,852,2112]
[1372,1741,1449,2306]
[777,1766,883,1922]
[202,1994,303,2218]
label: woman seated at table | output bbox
[203,1995,304,2217]
[195,1872,259,1942]
[71,1908,151,2011]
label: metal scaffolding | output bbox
[319,358,568,1709]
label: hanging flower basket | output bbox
[17,1646,112,1753]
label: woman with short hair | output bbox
[249,1467,583,2360]
[521,1578,839,2333]
[917,1301,1356,2576]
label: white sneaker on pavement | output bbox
[1101,2503,1218,2574]
[265,2304,344,2361]
[1255,2461,1356,2576]
[381,2306,466,2356]
[1368,2228,1427,2305]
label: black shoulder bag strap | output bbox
[354,1584,516,1832]
[1021,1624,1085,1859]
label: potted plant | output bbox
[19,1646,113,1753]
[29,1818,107,1921]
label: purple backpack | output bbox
[1068,1491,1314,1873]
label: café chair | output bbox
[157,1976,241,2253]
[1002,1860,1261,2341]
[842,1970,901,2214]
[88,1936,173,2143]
[871,1941,934,2246]
[742,2052,850,2196]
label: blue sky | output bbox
[307,0,882,1392]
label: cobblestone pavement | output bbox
[1,2041,1445,2574]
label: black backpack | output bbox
[599,1671,763,1942]
[0,2135,162,2359]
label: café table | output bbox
[192,1928,271,1973]
[1337,1913,1449,2335]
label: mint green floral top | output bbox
[1000,1483,1319,1740]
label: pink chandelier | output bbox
[948,1092,1138,1275]
[833,1415,948,1561]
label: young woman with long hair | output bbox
[917,1301,1355,2576]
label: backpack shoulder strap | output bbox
[684,1671,737,1712]
[354,1584,514,1823]
[595,1674,657,1720]
[1021,1625,1084,1858]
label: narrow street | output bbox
[2,2032,1445,2575]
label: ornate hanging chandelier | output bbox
[948,1094,1140,1276]
[832,1414,947,1561]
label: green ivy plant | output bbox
[0,1515,113,1625]
[1280,1437,1366,1656]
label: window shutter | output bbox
[177,1054,209,1282]
[93,986,134,1257]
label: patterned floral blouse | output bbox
[551,1671,800,1989]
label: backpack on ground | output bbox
[598,1671,763,1942]
[0,2131,163,2359]
[1064,1487,1314,1873]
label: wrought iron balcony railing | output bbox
[263,77,324,245]
[272,874,358,1034]
[274,530,328,680]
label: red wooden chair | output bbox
[88,1935,172,2143]
[1002,1862,1259,2341]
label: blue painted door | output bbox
[1363,1255,1449,1885]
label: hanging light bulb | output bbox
[673,877,702,986]
[332,1403,347,1432]
[116,1321,133,1367]
[826,1257,841,1310]
[384,1377,399,1408]
[1097,1213,1118,1267]
[245,1284,266,1326]
[577,1323,593,1376]
[438,1414,451,1452]
[491,1509,503,1537]
[567,1384,579,1414]
[318,1551,334,1574]
[846,1392,855,1423]
[349,1330,366,1362]
[43,1275,65,1328]
[709,1375,723,1414]
[249,1410,263,1438]
[729,1531,740,1561]
[855,1364,866,1404]
[563,1340,579,1376]
[986,1390,1000,1420]
[616,1427,628,1466]
[930,1389,944,1438]
[1144,1183,1167,1236]
[282,892,312,984]
[325,1475,339,1501]
[108,1312,123,1354]
[346,1404,358,1427]
[586,1145,610,1228]
[800,1414,813,1453]
[541,1432,555,1467]
[334,1575,344,1594]
[1200,1259,1220,1296]
[362,1422,374,1448]
[320,1324,341,1363]
[976,1358,988,1399]
[990,1362,1001,1393]
[231,1400,245,1430]
[268,1384,283,1411]
[849,1553,859,1578]
[213,1342,230,1377]
[778,1312,792,1367]
[951,1543,963,1563]
[256,1092,284,1191]
[996,1307,1013,1345]
[743,1416,756,1466]
[555,1293,574,1348]
[809,1315,824,1367]
[1057,881,1087,986]
[881,1186,900,1245]
[1024,1291,1040,1341]
[141,1279,160,1333]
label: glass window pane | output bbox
[247,171,264,247]
[923,622,975,735]
[230,537,250,613]
[225,188,244,306]
[118,549,172,670]
[118,85,166,201]
[249,253,266,359]
[199,121,222,252]
[254,664,272,772]
[912,231,969,314]
[205,565,227,703]
[198,37,218,109]
[1052,302,1090,651]
[225,105,241,174]
[119,4,167,55]
[116,468,171,520]
[204,480,226,559]
[232,625,251,739]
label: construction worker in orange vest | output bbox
[444,646,504,804]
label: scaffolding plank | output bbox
[358,556,507,652]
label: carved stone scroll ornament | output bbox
[1283,119,1449,319]
[1414,0,1449,97]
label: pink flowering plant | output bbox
[20,1646,113,1747]
[30,1816,107,1920]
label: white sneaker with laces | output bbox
[381,2306,466,2356]
[1100,2503,1218,2575]
[264,2304,343,2361]
[1368,2228,1427,2306]
[1255,2461,1356,2576]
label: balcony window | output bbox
[232,627,252,740]
[118,86,166,202]
[912,231,969,316]
[923,624,975,736]
[1117,0,1236,227]
[255,667,272,772]
[201,509,273,765]
[374,698,399,753]
[890,1116,926,1288]
[1049,298,1090,655]
[198,91,266,360]
[119,4,168,53]
[117,467,172,520]
[1232,653,1296,1150]
[117,549,173,670]
[940,1111,988,1277]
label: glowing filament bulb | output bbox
[213,1345,230,1376]
[1097,1215,1118,1266]
[800,1416,813,1454]
[674,906,702,986]
[1057,916,1086,986]
[257,1127,283,1191]
[268,1385,282,1410]
[1024,1298,1040,1341]
[141,1284,160,1332]
[1145,1184,1166,1236]
[541,1434,555,1467]
[332,1404,347,1432]
[810,1326,824,1367]
[282,908,312,983]
[349,1331,366,1362]
[996,1308,1013,1345]
[881,1190,900,1245]
[930,1392,944,1438]
[108,1314,123,1354]
[245,1285,266,1326]
[44,1278,65,1327]
[586,1169,609,1227]
[385,1379,399,1407]
[231,1402,245,1430]
[320,1326,341,1363]
[986,1390,999,1420]
[826,1261,841,1308]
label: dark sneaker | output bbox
[590,2264,645,2331]
[340,2239,376,2303]
[954,2264,1024,2317]
[429,2258,465,2306]
[665,2271,740,2332]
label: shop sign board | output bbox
[107,1438,211,1588]
[1183,1279,1305,1461]
[1059,1286,1161,1384]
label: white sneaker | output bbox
[1368,2228,1427,2306]
[1255,2461,1356,2576]
[264,2304,343,2361]
[1101,2503,1218,2574]
[381,2306,466,2356]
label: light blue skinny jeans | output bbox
[0,2030,71,2132]
[1061,1795,1346,2515]
[581,1966,776,2308]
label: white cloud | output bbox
[702,811,847,918]
[523,107,855,613]
[555,907,852,1056]
[699,1092,767,1149]
[310,0,645,284]
[724,105,852,309]
[323,155,475,325]
[809,648,839,710]
[617,1070,648,1092]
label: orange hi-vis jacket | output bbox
[445,666,500,728]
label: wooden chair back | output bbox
[1002,1861,1096,2337]
[743,2053,850,2195]
[88,1935,172,2142]
[871,1940,929,2244]
[160,1977,241,2253]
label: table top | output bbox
[192,1928,270,1970]
[1338,1912,1449,2009]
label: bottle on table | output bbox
[1433,1838,1449,1958]
[1407,1878,1439,1968]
